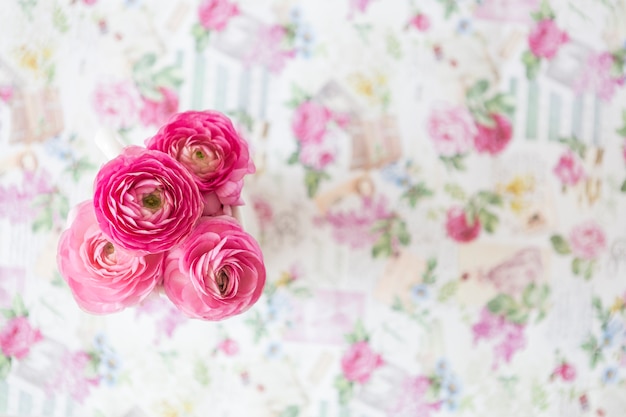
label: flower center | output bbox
[102,242,116,263]
[194,150,205,159]
[142,191,162,211]
[216,270,229,295]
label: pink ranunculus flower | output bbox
[92,80,140,130]
[146,110,255,207]
[445,206,481,243]
[139,87,179,127]
[528,19,569,59]
[163,216,266,321]
[291,101,333,145]
[427,105,476,156]
[409,14,430,31]
[340,341,384,384]
[553,150,585,186]
[93,146,204,254]
[197,0,239,31]
[568,221,607,260]
[473,113,513,155]
[0,316,43,359]
[57,201,164,314]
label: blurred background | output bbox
[0,0,626,416]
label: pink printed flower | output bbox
[139,87,179,127]
[0,316,43,359]
[568,221,606,260]
[445,206,480,243]
[349,0,373,17]
[217,338,239,355]
[340,341,384,384]
[92,80,140,129]
[552,362,577,382]
[244,25,297,74]
[82,0,97,5]
[46,350,99,403]
[291,101,333,145]
[409,14,430,32]
[574,52,625,102]
[473,113,513,155]
[553,150,585,186]
[528,19,569,59]
[472,308,526,368]
[197,0,239,31]
[299,139,336,170]
[427,105,476,156]
[163,216,266,321]
[146,110,255,207]
[93,146,204,254]
[388,375,440,417]
[57,201,164,314]
[0,85,13,103]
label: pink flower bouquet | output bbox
[57,110,265,321]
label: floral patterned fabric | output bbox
[1,0,626,416]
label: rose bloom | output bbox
[92,80,140,130]
[427,105,476,156]
[139,87,179,127]
[445,206,481,243]
[553,150,585,186]
[197,0,239,31]
[0,316,43,359]
[553,362,577,382]
[291,101,333,145]
[528,19,569,59]
[569,221,607,260]
[163,216,266,321]
[146,110,255,207]
[57,201,164,314]
[93,146,204,254]
[299,138,336,170]
[340,341,384,384]
[473,113,513,155]
[409,13,430,31]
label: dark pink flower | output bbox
[528,19,569,59]
[0,316,43,359]
[146,110,255,207]
[93,146,204,254]
[553,362,577,382]
[197,0,239,31]
[409,14,430,31]
[340,341,384,384]
[445,206,480,243]
[473,113,513,155]
[139,87,179,127]
[553,150,585,186]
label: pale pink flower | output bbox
[93,146,204,254]
[92,80,140,129]
[163,216,266,321]
[409,14,430,32]
[82,0,97,5]
[528,19,569,59]
[291,101,333,145]
[445,206,480,243]
[552,362,577,381]
[299,139,336,170]
[244,25,296,74]
[46,350,99,403]
[0,316,43,359]
[135,294,187,342]
[57,201,164,314]
[553,150,585,186]
[0,85,13,103]
[427,105,475,156]
[473,113,513,155]
[217,338,239,355]
[472,308,526,369]
[340,341,384,383]
[146,110,255,207]
[568,221,606,260]
[388,375,441,417]
[139,87,179,127]
[0,171,53,222]
[574,52,625,102]
[197,0,239,31]
[251,196,274,226]
[348,0,374,17]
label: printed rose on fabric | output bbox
[92,80,140,130]
[340,341,384,384]
[146,110,255,208]
[551,362,577,382]
[292,100,333,145]
[427,105,475,157]
[553,150,585,187]
[445,206,481,243]
[528,19,569,60]
[0,316,43,360]
[574,52,626,102]
[139,87,179,127]
[57,201,164,314]
[551,220,606,280]
[93,146,204,254]
[216,338,239,356]
[472,308,526,369]
[197,0,239,31]
[244,25,297,74]
[473,113,513,155]
[408,13,430,32]
[163,216,266,321]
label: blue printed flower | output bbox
[435,358,451,377]
[601,366,618,384]
[98,350,122,386]
[265,342,283,359]
[410,284,430,303]
[456,18,473,35]
[381,162,410,187]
